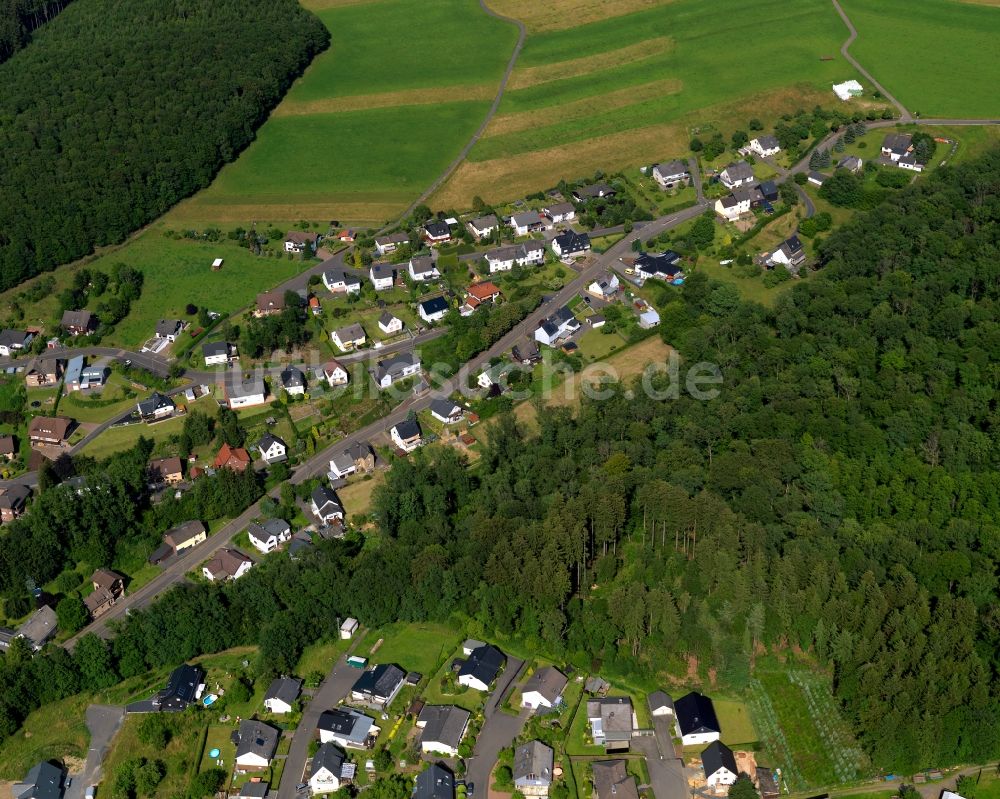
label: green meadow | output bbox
[840,0,1000,118]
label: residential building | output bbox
[317,708,376,749]
[702,741,739,788]
[509,211,545,236]
[202,548,253,582]
[248,518,292,553]
[458,643,505,691]
[417,704,471,757]
[17,605,58,650]
[758,180,779,202]
[881,132,913,161]
[320,359,349,386]
[719,162,754,189]
[351,663,406,708]
[423,220,452,244]
[235,719,280,772]
[766,235,806,269]
[534,305,580,347]
[370,264,395,291]
[468,214,499,240]
[379,312,404,335]
[521,666,567,711]
[284,231,320,254]
[281,365,307,396]
[152,663,205,710]
[257,433,288,464]
[572,183,615,201]
[429,398,464,424]
[652,160,690,190]
[587,273,619,299]
[408,256,440,282]
[155,319,184,341]
[838,155,863,174]
[203,341,235,366]
[149,456,183,486]
[715,186,762,221]
[311,485,344,525]
[478,361,516,390]
[0,485,32,522]
[213,443,252,472]
[749,135,781,157]
[807,171,829,186]
[323,267,362,294]
[897,153,923,172]
[83,569,125,619]
[513,741,553,798]
[390,419,422,452]
[64,355,84,391]
[414,764,454,799]
[647,690,675,718]
[512,340,540,365]
[551,230,591,259]
[418,296,449,324]
[336,229,356,243]
[464,281,502,313]
[634,251,683,282]
[587,697,634,751]
[374,233,409,256]
[329,441,375,479]
[832,79,864,101]
[485,242,545,272]
[226,376,268,409]
[162,520,207,554]
[0,329,32,357]
[256,290,287,316]
[591,761,638,799]
[236,782,268,799]
[12,760,63,799]
[25,358,61,387]
[61,309,96,336]
[332,323,367,352]
[137,392,175,421]
[542,202,576,224]
[0,435,16,461]
[340,618,359,639]
[373,352,421,389]
[27,416,73,445]
[674,691,721,745]
[264,676,302,714]
[310,743,346,795]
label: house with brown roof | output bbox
[214,443,252,472]
[202,548,254,582]
[162,520,207,554]
[149,456,183,486]
[0,435,16,461]
[256,290,286,317]
[466,282,502,310]
[27,416,73,446]
[284,231,321,254]
[25,358,61,388]
[84,569,125,618]
[0,485,31,522]
[591,761,638,799]
[61,309,96,336]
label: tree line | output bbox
[0,0,329,291]
[0,0,72,63]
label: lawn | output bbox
[60,372,150,424]
[170,0,520,226]
[103,713,208,799]
[715,697,758,747]
[575,327,628,362]
[360,621,463,677]
[695,259,797,308]
[79,395,216,459]
[0,692,92,779]
[338,471,386,518]
[296,637,353,679]
[839,0,1000,118]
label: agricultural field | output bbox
[749,664,870,791]
[839,0,1000,118]
[434,0,862,207]
[170,0,519,227]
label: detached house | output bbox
[284,231,321,254]
[881,132,913,161]
[160,520,207,556]
[390,419,422,452]
[213,443,252,472]
[0,485,32,522]
[149,456,183,486]
[572,183,615,202]
[310,743,346,795]
[543,202,576,224]
[414,764,455,799]
[61,309,96,336]
[418,296,449,324]
[463,281,501,313]
[429,398,464,424]
[320,359,349,386]
[234,719,280,772]
[468,214,499,240]
[514,741,554,798]
[280,366,307,396]
[370,264,395,291]
[329,441,375,479]
[509,211,546,236]
[317,708,376,749]
[226,376,268,409]
[647,690,675,718]
[203,341,235,366]
[719,161,755,189]
[374,232,409,256]
[351,663,406,709]
[702,741,739,788]
[0,329,33,357]
[85,569,124,621]
[256,290,287,316]
[155,319,184,342]
[485,242,545,272]
[264,676,302,714]
[674,691,721,745]
[248,518,292,553]
[332,323,367,352]
[17,605,58,651]
[25,358,61,388]
[417,705,470,757]
[202,548,253,582]
[749,135,781,157]
[373,352,421,389]
[652,160,690,190]
[311,485,344,525]
[379,311,404,335]
[423,220,452,244]
[715,187,762,221]
[150,663,205,710]
[592,761,639,799]
[521,666,568,711]
[587,273,619,299]
[587,697,634,751]
[838,155,863,174]
[408,256,440,282]
[551,230,591,259]
[535,305,580,347]
[766,235,806,269]
[323,268,362,294]
[635,251,683,282]
[27,416,73,445]
[11,760,63,799]
[257,433,288,464]
[458,643,505,691]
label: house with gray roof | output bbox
[155,319,184,341]
[647,690,675,718]
[521,666,567,711]
[468,214,499,239]
[12,761,63,799]
[719,161,755,189]
[652,160,690,190]
[414,764,454,799]
[373,352,421,389]
[17,606,57,651]
[591,761,638,799]
[235,719,280,772]
[587,697,634,751]
[310,743,346,794]
[264,676,302,714]
[317,708,376,749]
[513,740,553,797]
[351,663,406,709]
[749,135,781,157]
[248,518,292,554]
[417,705,471,757]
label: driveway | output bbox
[632,719,689,799]
[276,640,365,799]
[466,658,529,796]
[64,705,125,799]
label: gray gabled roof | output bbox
[311,485,342,516]
[312,743,345,778]
[137,392,175,416]
[236,719,280,761]
[281,366,306,388]
[393,419,421,440]
[238,782,269,799]
[701,740,737,777]
[647,690,674,713]
[418,705,470,750]
[469,214,499,231]
[333,323,366,342]
[415,764,454,799]
[513,740,553,786]
[265,676,302,706]
[352,663,405,699]
[156,319,183,337]
[324,267,362,287]
[522,666,567,704]
[202,340,230,358]
[429,398,462,419]
[0,329,30,348]
[258,432,286,452]
[17,605,57,647]
[12,761,63,799]
[592,761,638,799]
[374,351,420,383]
[723,161,754,181]
[754,135,780,149]
[553,230,590,254]
[654,160,689,177]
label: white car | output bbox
[86,787,96,799]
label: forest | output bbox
[0,0,328,291]
[3,151,1000,772]
[0,0,72,62]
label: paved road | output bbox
[632,718,689,799]
[277,638,364,799]
[64,705,125,799]
[830,0,911,121]
[466,658,529,797]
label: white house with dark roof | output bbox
[318,708,376,749]
[0,329,33,357]
[373,352,421,389]
[652,160,690,190]
[257,433,287,464]
[715,187,762,221]
[332,323,366,352]
[418,705,471,757]
[235,719,280,772]
[429,398,464,424]
[391,419,422,452]
[551,230,591,260]
[542,202,575,224]
[203,340,235,366]
[513,740,553,798]
[264,675,302,714]
[284,231,320,254]
[521,666,568,711]
[719,161,754,189]
[572,183,615,201]
[351,663,406,709]
[588,697,635,751]
[408,256,440,282]
[702,741,739,788]
[310,743,346,795]
[674,691,721,745]
[881,132,913,161]
[587,273,619,299]
[248,518,292,554]
[534,305,580,346]
[280,365,307,396]
[155,319,184,342]
[458,643,505,691]
[311,485,344,525]
[509,211,546,236]
[369,264,395,291]
[485,242,545,272]
[419,296,449,324]
[468,214,499,239]
[378,311,404,335]
[766,235,806,269]
[374,232,408,256]
[648,690,674,718]
[323,267,362,294]
[424,220,452,244]
[749,135,781,157]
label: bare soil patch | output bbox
[273,85,495,116]
[490,0,675,31]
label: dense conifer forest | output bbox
[0,0,73,62]
[3,151,1000,772]
[0,0,329,291]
